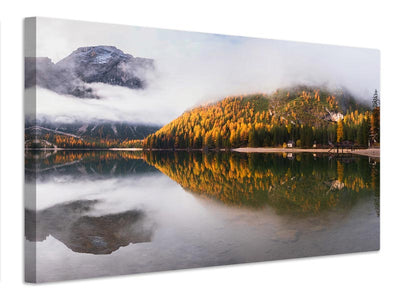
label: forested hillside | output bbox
[25,122,159,149]
[144,86,379,149]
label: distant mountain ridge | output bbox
[25,46,154,98]
[25,121,160,149]
[26,121,160,140]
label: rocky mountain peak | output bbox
[25,46,154,98]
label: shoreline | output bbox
[25,147,380,158]
[25,147,143,151]
[233,147,380,158]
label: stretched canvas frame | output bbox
[25,17,380,283]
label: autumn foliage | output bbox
[144,87,377,150]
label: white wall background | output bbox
[1,0,399,299]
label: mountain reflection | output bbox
[25,200,154,254]
[25,150,157,181]
[143,151,380,215]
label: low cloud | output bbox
[32,18,380,125]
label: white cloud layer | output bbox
[31,18,380,125]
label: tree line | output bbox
[25,133,144,149]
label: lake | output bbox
[25,150,380,283]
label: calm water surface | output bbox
[25,150,380,282]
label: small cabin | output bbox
[287,140,294,148]
[313,140,317,148]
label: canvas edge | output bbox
[24,16,38,284]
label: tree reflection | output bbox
[25,150,156,181]
[144,151,380,215]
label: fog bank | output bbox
[31,18,380,125]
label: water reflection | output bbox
[25,200,154,254]
[25,150,379,282]
[143,151,380,216]
[25,150,156,181]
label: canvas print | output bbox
[24,17,380,283]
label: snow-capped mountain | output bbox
[25,46,154,98]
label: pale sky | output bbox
[31,17,380,125]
